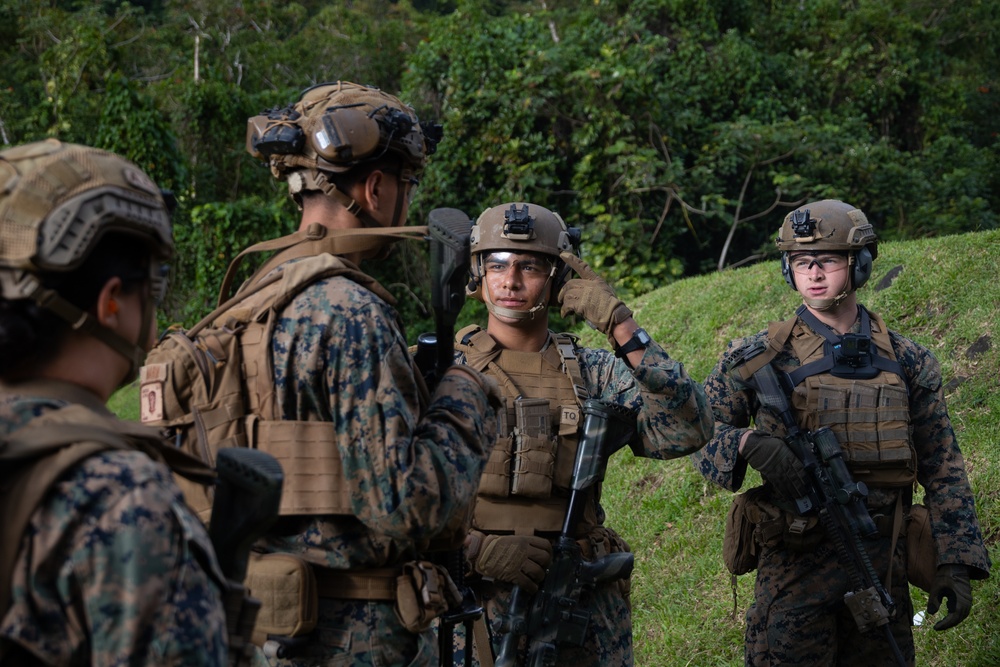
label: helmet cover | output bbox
[470,202,575,262]
[0,139,173,286]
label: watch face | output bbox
[636,329,651,345]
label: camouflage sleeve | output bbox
[275,277,498,546]
[893,333,992,579]
[1,450,228,665]
[688,333,767,492]
[578,339,713,461]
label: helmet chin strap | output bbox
[802,288,852,311]
[800,253,857,311]
[481,270,554,322]
[32,284,150,388]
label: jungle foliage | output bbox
[1,0,997,332]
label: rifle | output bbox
[745,357,906,667]
[415,206,473,390]
[209,447,284,667]
[495,399,638,667]
[412,207,482,667]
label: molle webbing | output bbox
[738,307,916,487]
[227,253,376,517]
[252,420,352,516]
[457,327,596,535]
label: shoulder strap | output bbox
[218,223,427,307]
[732,314,797,383]
[787,305,905,386]
[552,332,588,406]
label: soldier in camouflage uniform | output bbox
[242,82,501,666]
[691,200,991,666]
[0,140,229,665]
[454,202,713,666]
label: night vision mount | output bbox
[246,97,442,172]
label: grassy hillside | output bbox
[576,229,1000,666]
[111,229,999,665]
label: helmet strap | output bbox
[479,258,556,321]
[796,252,856,311]
[31,285,147,387]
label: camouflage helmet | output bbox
[776,199,878,304]
[0,139,173,284]
[246,81,442,190]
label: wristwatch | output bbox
[614,327,651,358]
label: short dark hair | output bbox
[0,234,153,378]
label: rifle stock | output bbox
[421,207,473,390]
[495,399,638,667]
[209,447,284,667]
[420,207,481,667]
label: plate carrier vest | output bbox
[456,326,604,537]
[734,305,916,487]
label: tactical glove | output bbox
[466,530,553,593]
[557,252,632,337]
[741,431,810,502]
[927,563,972,631]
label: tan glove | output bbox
[466,530,553,593]
[927,564,972,631]
[557,252,632,337]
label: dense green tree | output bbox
[0,0,995,330]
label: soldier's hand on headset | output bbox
[557,252,632,336]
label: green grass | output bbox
[111,229,1000,665]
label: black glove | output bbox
[927,564,972,631]
[741,431,810,501]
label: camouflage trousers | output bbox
[448,577,633,667]
[251,597,437,667]
[746,531,915,666]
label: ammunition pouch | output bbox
[511,398,557,498]
[906,503,937,593]
[723,486,825,575]
[395,560,462,633]
[246,552,318,646]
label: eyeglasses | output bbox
[483,252,554,276]
[789,253,849,274]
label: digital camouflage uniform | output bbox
[460,330,713,666]
[0,387,229,666]
[691,315,991,666]
[250,268,499,667]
